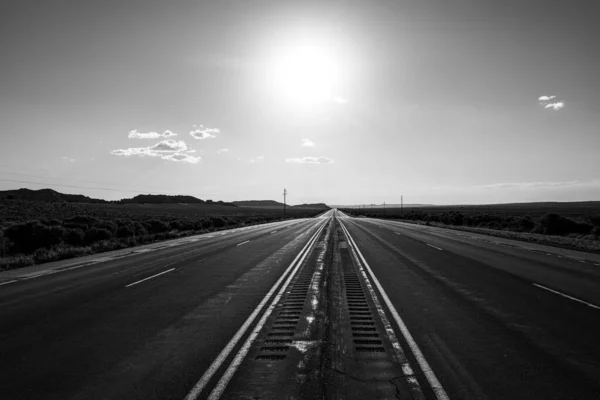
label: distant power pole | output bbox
[283,188,287,219]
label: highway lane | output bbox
[338,213,600,399]
[0,213,332,400]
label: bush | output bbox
[85,227,114,243]
[538,213,593,236]
[116,224,135,238]
[4,221,64,254]
[64,228,86,246]
[144,219,170,234]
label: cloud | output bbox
[217,148,230,154]
[473,180,580,189]
[150,140,188,152]
[249,156,264,163]
[190,126,219,139]
[301,139,315,147]
[128,129,178,139]
[110,140,199,163]
[544,102,564,110]
[162,153,201,164]
[285,156,334,164]
[61,156,75,162]
[538,95,564,110]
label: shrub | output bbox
[85,227,114,243]
[144,219,170,234]
[64,228,86,246]
[4,221,64,254]
[116,224,135,238]
[538,213,593,236]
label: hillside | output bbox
[233,200,286,208]
[0,188,107,203]
[119,194,236,206]
[294,203,330,210]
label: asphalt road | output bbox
[2,209,599,399]
[0,214,332,400]
[338,212,600,399]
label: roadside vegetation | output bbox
[0,200,322,271]
[340,204,600,253]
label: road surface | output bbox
[1,209,599,399]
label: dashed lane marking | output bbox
[125,268,176,288]
[0,280,18,287]
[533,283,600,310]
[426,244,443,251]
[236,240,250,246]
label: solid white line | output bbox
[236,240,250,246]
[0,280,18,287]
[426,244,443,251]
[340,222,426,399]
[206,221,328,400]
[184,221,327,400]
[339,220,450,400]
[532,283,600,310]
[125,268,175,288]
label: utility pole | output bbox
[384,201,386,217]
[283,188,287,219]
[401,195,403,215]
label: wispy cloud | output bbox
[110,140,200,163]
[538,95,564,111]
[544,102,564,110]
[301,138,315,147]
[61,156,75,162]
[128,129,178,139]
[249,156,264,163]
[190,126,219,139]
[473,180,580,189]
[286,156,334,164]
[217,148,230,154]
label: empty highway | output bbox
[1,209,599,399]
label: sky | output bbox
[1,0,599,205]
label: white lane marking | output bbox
[426,244,443,251]
[0,280,18,287]
[579,260,585,263]
[394,231,402,235]
[206,221,328,400]
[339,220,450,400]
[270,231,278,234]
[236,240,250,246]
[340,223,426,399]
[532,283,600,310]
[595,264,600,266]
[125,268,175,288]
[184,221,328,400]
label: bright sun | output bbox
[272,45,339,105]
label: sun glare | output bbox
[272,45,339,105]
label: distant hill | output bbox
[294,203,330,210]
[233,200,286,209]
[0,188,237,206]
[234,200,330,210]
[330,204,433,208]
[0,188,107,203]
[119,194,236,206]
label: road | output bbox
[1,209,599,399]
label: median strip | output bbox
[533,283,600,310]
[125,268,176,288]
[184,220,328,400]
